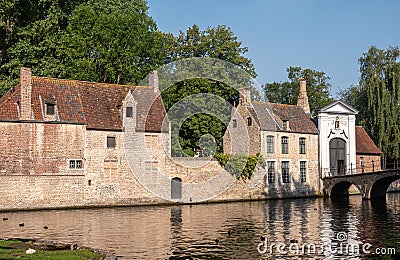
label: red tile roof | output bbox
[252,102,319,134]
[0,77,168,132]
[0,85,20,120]
[355,126,381,155]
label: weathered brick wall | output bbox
[0,120,321,211]
[84,130,166,205]
[260,131,321,197]
[0,175,86,209]
[223,105,261,156]
[356,154,381,173]
[0,122,85,175]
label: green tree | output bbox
[0,0,87,96]
[341,46,400,166]
[0,0,166,96]
[263,66,334,115]
[60,0,165,84]
[161,24,256,156]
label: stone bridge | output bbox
[323,169,400,199]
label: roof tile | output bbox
[355,126,381,155]
[0,77,168,132]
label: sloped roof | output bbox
[0,77,168,132]
[252,102,319,134]
[355,126,381,155]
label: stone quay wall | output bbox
[0,121,321,211]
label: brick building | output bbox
[355,126,381,172]
[0,68,385,210]
[0,68,173,209]
[223,79,320,198]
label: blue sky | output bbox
[148,0,400,97]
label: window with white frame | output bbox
[281,161,290,183]
[299,137,306,154]
[69,159,83,169]
[267,161,275,184]
[267,135,274,154]
[281,136,289,154]
[300,161,307,182]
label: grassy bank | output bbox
[0,239,105,259]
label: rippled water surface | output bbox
[1,194,399,259]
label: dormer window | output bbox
[282,120,289,131]
[46,103,55,115]
[126,106,133,117]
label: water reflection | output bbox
[0,194,398,259]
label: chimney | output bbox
[239,87,251,105]
[297,78,310,114]
[20,67,33,120]
[149,70,159,93]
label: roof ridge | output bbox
[253,101,301,108]
[271,103,300,108]
[32,76,142,89]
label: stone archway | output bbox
[329,138,346,176]
[369,175,400,199]
[329,181,362,197]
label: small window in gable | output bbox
[46,103,55,115]
[233,119,237,128]
[247,117,252,126]
[126,106,133,118]
[107,136,116,148]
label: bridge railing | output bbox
[384,161,400,170]
[322,166,355,178]
[323,161,400,178]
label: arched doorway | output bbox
[171,177,182,199]
[329,138,346,176]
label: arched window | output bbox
[171,177,182,199]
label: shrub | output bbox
[214,153,266,180]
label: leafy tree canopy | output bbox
[340,46,400,164]
[0,0,87,95]
[161,24,256,156]
[0,0,166,95]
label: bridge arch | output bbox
[330,181,362,197]
[369,175,400,199]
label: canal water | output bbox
[0,194,399,259]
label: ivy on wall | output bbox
[214,153,266,180]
